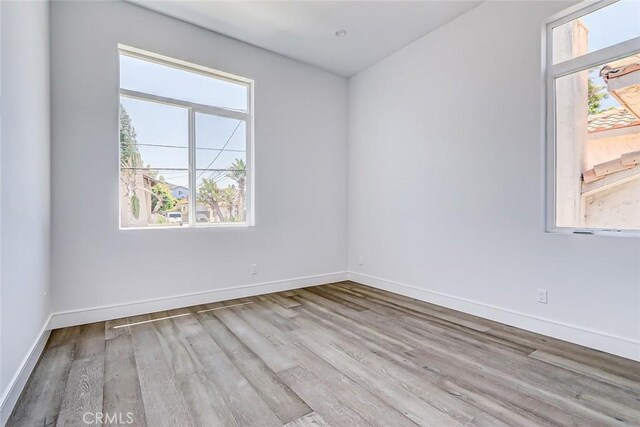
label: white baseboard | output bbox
[0,317,51,426]
[49,272,349,329]
[2,272,347,426]
[348,272,640,362]
[6,269,636,427]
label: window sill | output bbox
[546,227,640,238]
[120,222,254,231]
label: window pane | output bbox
[195,113,247,224]
[120,54,248,112]
[119,97,189,228]
[555,53,640,229]
[552,0,640,64]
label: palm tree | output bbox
[221,185,237,221]
[227,158,246,221]
[197,179,225,222]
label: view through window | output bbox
[549,0,640,233]
[119,48,252,228]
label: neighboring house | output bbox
[582,55,640,229]
[168,183,188,200]
[556,22,639,229]
[175,200,213,223]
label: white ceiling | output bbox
[130,1,480,77]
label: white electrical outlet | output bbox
[536,289,548,304]
[251,264,258,275]
[357,256,365,265]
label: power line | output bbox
[121,167,237,172]
[123,118,245,190]
[197,120,242,180]
[133,142,245,153]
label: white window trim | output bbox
[118,45,255,230]
[544,0,640,237]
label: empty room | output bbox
[1,0,640,425]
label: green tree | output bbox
[120,104,141,220]
[197,178,225,222]
[588,78,609,114]
[227,158,246,221]
[151,182,177,212]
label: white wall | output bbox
[50,2,348,319]
[0,0,51,421]
[348,1,640,360]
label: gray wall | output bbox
[0,0,51,418]
[50,2,348,314]
[348,1,640,359]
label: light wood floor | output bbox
[8,282,640,426]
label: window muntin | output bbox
[119,47,253,229]
[547,1,640,235]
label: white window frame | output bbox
[118,45,255,229]
[545,0,640,237]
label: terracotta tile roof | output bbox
[587,107,640,133]
[582,149,640,184]
[600,54,640,82]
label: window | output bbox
[546,0,640,235]
[118,46,253,228]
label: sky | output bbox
[120,54,248,189]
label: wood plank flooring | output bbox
[8,281,640,426]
